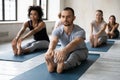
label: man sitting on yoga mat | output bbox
[11,6,49,56]
[45,7,88,73]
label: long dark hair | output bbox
[108,15,117,30]
[109,15,116,24]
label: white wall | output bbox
[0,0,61,42]
[65,0,120,39]
[48,0,65,20]
[0,22,22,42]
[17,0,33,21]
[0,0,33,42]
[0,21,55,42]
[17,0,64,21]
[2,0,120,41]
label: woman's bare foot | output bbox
[17,39,22,55]
[90,35,94,48]
[11,39,18,55]
[110,36,113,39]
[17,46,22,55]
[94,37,98,47]
[57,62,64,73]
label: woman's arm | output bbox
[90,23,93,35]
[21,21,45,40]
[96,23,107,36]
[111,23,119,33]
[15,22,28,40]
[105,24,110,33]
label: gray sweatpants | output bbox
[22,40,49,52]
[98,36,107,44]
[64,48,88,70]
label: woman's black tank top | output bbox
[28,20,49,42]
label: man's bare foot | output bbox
[45,52,56,72]
[11,39,18,55]
[57,62,64,73]
[46,60,56,72]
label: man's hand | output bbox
[45,50,54,62]
[55,49,67,63]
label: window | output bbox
[0,0,2,20]
[37,0,48,20]
[0,0,17,21]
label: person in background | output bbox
[106,15,119,39]
[11,6,49,56]
[90,10,107,48]
[53,12,63,45]
[45,7,88,73]
[53,12,63,30]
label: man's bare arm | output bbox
[62,37,84,54]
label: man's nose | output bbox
[64,17,67,21]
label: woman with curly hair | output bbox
[11,6,49,55]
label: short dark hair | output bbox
[63,7,75,16]
[28,6,43,20]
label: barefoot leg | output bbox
[17,39,22,55]
[45,52,56,72]
[11,39,18,55]
[90,35,94,47]
[57,62,64,73]
[94,37,98,47]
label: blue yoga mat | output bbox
[12,54,100,80]
[108,36,120,40]
[86,41,114,52]
[0,49,47,62]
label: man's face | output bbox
[60,10,75,26]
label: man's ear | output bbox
[73,16,76,21]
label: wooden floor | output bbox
[0,39,120,80]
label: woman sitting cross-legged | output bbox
[106,15,119,39]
